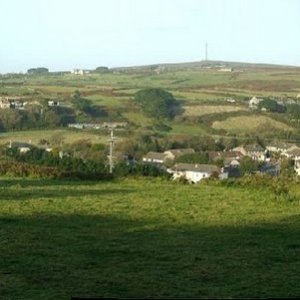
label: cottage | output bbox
[8,141,32,154]
[48,100,60,107]
[102,122,127,129]
[285,146,300,161]
[0,97,11,109]
[71,69,90,75]
[0,97,25,109]
[266,141,295,154]
[249,96,263,109]
[218,68,232,72]
[168,163,222,183]
[245,144,266,161]
[142,152,167,165]
[233,145,265,161]
[226,98,236,103]
[68,123,84,129]
[294,160,300,176]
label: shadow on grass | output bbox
[0,187,134,201]
[0,178,111,188]
[1,213,300,299]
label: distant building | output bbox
[68,122,127,130]
[48,100,60,107]
[218,68,233,72]
[226,98,236,103]
[0,97,25,109]
[284,146,300,161]
[0,97,11,109]
[71,69,90,75]
[102,122,127,129]
[8,141,32,154]
[142,152,167,165]
[266,141,295,154]
[233,145,266,161]
[249,96,263,109]
[168,163,225,183]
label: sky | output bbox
[0,0,299,73]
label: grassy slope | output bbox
[1,178,300,299]
[212,115,293,133]
[0,129,108,145]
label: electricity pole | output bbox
[108,127,115,174]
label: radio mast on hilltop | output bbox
[205,43,208,61]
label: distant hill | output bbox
[112,60,300,73]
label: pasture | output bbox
[0,129,109,146]
[183,105,246,117]
[212,115,293,134]
[1,178,300,298]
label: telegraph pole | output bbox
[108,127,115,174]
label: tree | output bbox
[134,88,180,119]
[258,98,285,113]
[176,152,209,164]
[27,67,49,75]
[94,66,109,73]
[0,109,24,130]
[287,103,300,120]
[239,156,260,174]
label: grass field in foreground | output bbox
[1,178,300,299]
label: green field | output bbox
[0,129,109,146]
[2,63,300,140]
[1,178,300,299]
[212,115,293,134]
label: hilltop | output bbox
[112,59,300,73]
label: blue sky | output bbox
[0,0,299,73]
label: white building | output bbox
[249,96,263,109]
[142,152,167,165]
[71,69,90,75]
[168,163,224,183]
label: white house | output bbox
[284,146,300,161]
[218,68,232,72]
[8,141,32,154]
[249,96,263,109]
[71,69,90,75]
[48,100,60,107]
[233,145,266,161]
[266,141,295,154]
[168,163,222,183]
[142,152,167,165]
